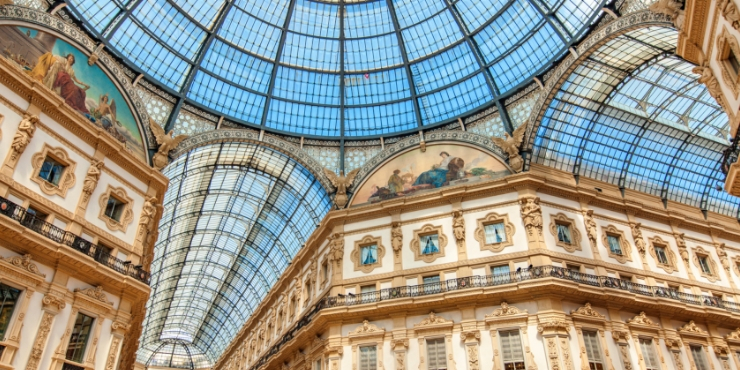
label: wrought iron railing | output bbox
[0,196,150,284]
[248,265,740,370]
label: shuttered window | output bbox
[427,338,447,370]
[583,331,604,370]
[359,345,377,370]
[690,345,710,370]
[639,338,660,370]
[500,330,525,369]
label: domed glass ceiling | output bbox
[66,0,605,138]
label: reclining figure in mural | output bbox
[412,151,465,189]
[29,53,90,114]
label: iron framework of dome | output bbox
[65,0,606,138]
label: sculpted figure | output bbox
[452,210,465,243]
[139,197,157,236]
[719,0,740,29]
[584,210,597,246]
[630,222,646,256]
[82,160,104,202]
[323,168,360,209]
[491,124,526,172]
[391,222,403,255]
[693,66,724,107]
[11,114,39,160]
[649,0,685,29]
[150,118,187,171]
[520,197,543,234]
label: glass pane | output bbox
[420,233,440,255]
[423,275,440,284]
[360,245,378,265]
[655,247,668,264]
[360,346,377,370]
[492,265,510,275]
[0,284,20,340]
[556,224,572,244]
[360,285,376,293]
[607,235,622,255]
[39,158,64,186]
[698,257,712,274]
[66,313,95,362]
[484,222,506,244]
[691,345,709,370]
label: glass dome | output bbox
[66,0,605,138]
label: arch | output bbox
[137,141,332,367]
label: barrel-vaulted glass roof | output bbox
[66,0,605,138]
[137,142,331,368]
[533,27,740,217]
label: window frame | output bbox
[601,225,632,264]
[638,337,660,370]
[717,27,740,97]
[30,144,77,198]
[425,336,447,370]
[692,246,719,282]
[97,185,134,233]
[648,236,678,274]
[475,212,515,253]
[350,235,386,273]
[549,213,582,252]
[410,224,448,263]
[65,312,95,363]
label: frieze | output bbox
[487,301,527,317]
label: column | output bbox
[105,322,128,370]
[664,338,685,370]
[391,339,408,370]
[461,330,481,370]
[0,287,34,368]
[611,330,633,370]
[25,294,66,370]
[537,319,573,370]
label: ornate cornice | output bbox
[414,312,453,328]
[627,312,657,326]
[74,286,113,305]
[537,319,570,333]
[570,303,605,319]
[0,253,45,277]
[678,320,707,334]
[486,301,527,317]
[349,320,383,335]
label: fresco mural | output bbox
[0,26,147,160]
[351,144,511,205]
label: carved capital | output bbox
[42,294,66,312]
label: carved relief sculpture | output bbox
[452,210,465,248]
[82,159,104,203]
[675,233,690,264]
[692,65,725,109]
[150,118,188,171]
[649,0,685,29]
[629,222,646,257]
[520,197,543,236]
[716,243,730,272]
[74,286,114,305]
[323,168,360,209]
[570,302,604,318]
[487,301,527,317]
[678,320,706,334]
[415,312,451,327]
[491,124,526,172]
[350,320,381,334]
[627,312,656,326]
[466,345,480,370]
[138,196,157,236]
[584,210,598,248]
[327,233,344,266]
[718,0,740,31]
[0,254,45,277]
[10,113,38,161]
[390,222,402,256]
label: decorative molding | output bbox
[349,320,383,335]
[81,159,104,204]
[648,235,678,274]
[414,312,453,329]
[326,233,344,266]
[716,27,740,97]
[678,321,706,334]
[629,222,646,258]
[29,143,77,197]
[452,210,465,249]
[537,319,570,334]
[391,222,402,257]
[461,330,481,342]
[570,303,604,319]
[350,235,385,273]
[41,294,66,312]
[520,196,543,236]
[601,225,633,264]
[627,312,657,326]
[692,246,720,282]
[0,254,45,277]
[26,310,56,370]
[612,330,631,343]
[549,213,582,252]
[486,301,528,317]
[97,185,134,233]
[74,286,113,305]
[409,224,448,263]
[716,242,730,272]
[474,212,516,253]
[726,328,740,341]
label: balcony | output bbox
[0,196,150,284]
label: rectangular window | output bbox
[359,345,377,370]
[39,156,65,186]
[698,256,712,274]
[607,235,622,255]
[583,331,604,370]
[420,233,440,255]
[94,243,113,263]
[427,337,447,370]
[492,265,510,275]
[423,275,441,294]
[315,359,322,370]
[690,345,710,370]
[567,264,580,272]
[654,246,669,265]
[26,206,48,221]
[423,275,440,284]
[66,313,95,363]
[104,196,126,222]
[322,262,329,282]
[360,285,376,294]
[729,50,740,75]
[484,222,507,244]
[360,244,378,265]
[556,223,572,244]
[360,284,376,302]
[639,338,660,370]
[0,284,21,340]
[499,329,525,369]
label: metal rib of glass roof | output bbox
[532,27,740,217]
[65,0,605,138]
[137,142,331,368]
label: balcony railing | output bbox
[0,196,150,284]
[247,265,740,370]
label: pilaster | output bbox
[25,294,66,370]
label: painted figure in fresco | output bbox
[95,93,118,128]
[388,169,404,194]
[413,151,464,188]
[29,53,91,114]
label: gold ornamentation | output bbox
[415,312,451,327]
[570,302,604,318]
[627,312,656,326]
[30,144,77,197]
[487,301,527,317]
[350,235,385,273]
[10,113,38,161]
[75,286,113,305]
[678,320,706,334]
[490,124,526,172]
[520,196,543,236]
[549,213,582,252]
[474,212,516,253]
[150,118,188,171]
[322,168,360,209]
[391,222,402,256]
[692,246,720,282]
[601,225,632,264]
[0,254,45,277]
[98,185,134,233]
[409,224,448,263]
[648,236,678,274]
[350,320,381,334]
[82,159,104,203]
[649,0,685,29]
[327,233,344,266]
